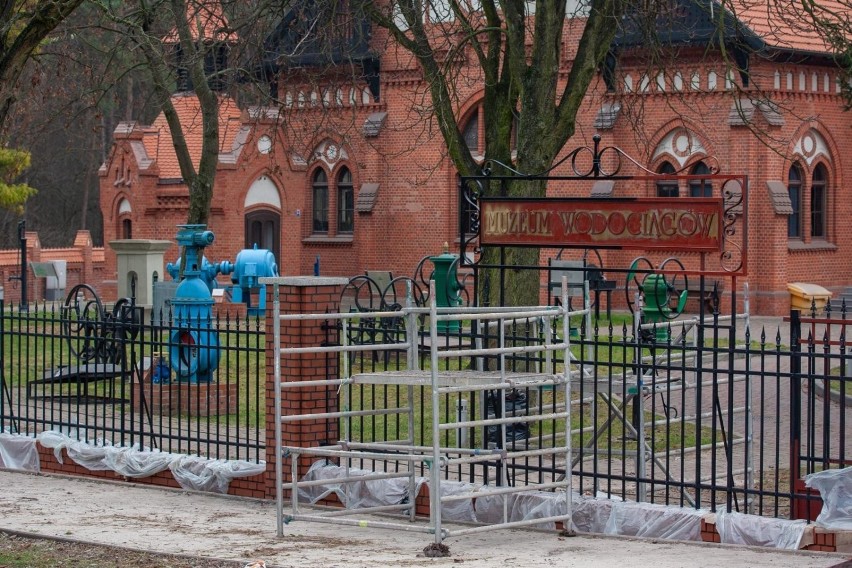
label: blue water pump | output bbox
[228,245,278,316]
[166,254,230,293]
[168,225,221,383]
[166,245,277,317]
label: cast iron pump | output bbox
[428,242,463,332]
[626,257,689,343]
[169,224,221,383]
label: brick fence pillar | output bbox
[25,231,41,302]
[73,231,93,285]
[263,276,348,498]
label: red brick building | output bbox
[99,1,852,315]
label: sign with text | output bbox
[479,198,723,251]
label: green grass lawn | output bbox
[342,364,716,455]
[827,366,851,396]
[1,307,266,428]
[0,306,751,451]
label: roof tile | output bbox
[146,93,243,180]
[730,0,845,53]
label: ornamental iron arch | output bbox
[459,135,747,279]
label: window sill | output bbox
[303,235,354,245]
[788,240,836,252]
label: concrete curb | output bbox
[813,380,852,407]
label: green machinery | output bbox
[428,243,464,333]
[626,257,689,343]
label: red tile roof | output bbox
[730,0,847,54]
[143,93,243,180]
[162,0,238,44]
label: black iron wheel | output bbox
[624,257,653,315]
[658,257,689,319]
[61,284,105,363]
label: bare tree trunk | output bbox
[369,0,628,306]
[125,77,134,122]
[0,0,85,134]
[80,163,92,230]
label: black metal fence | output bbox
[336,301,850,521]
[3,289,849,522]
[0,301,265,463]
[787,308,850,518]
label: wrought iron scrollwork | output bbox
[460,178,481,266]
[720,178,745,273]
[458,135,746,276]
[471,135,724,182]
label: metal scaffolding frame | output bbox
[265,279,579,549]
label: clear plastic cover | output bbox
[604,501,705,541]
[804,467,852,530]
[715,510,806,550]
[297,460,427,510]
[0,433,40,472]
[36,430,264,493]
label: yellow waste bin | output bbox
[787,282,832,313]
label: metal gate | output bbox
[454,135,757,512]
[788,308,851,520]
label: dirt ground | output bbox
[0,532,243,567]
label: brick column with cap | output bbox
[264,276,348,498]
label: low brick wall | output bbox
[700,515,851,553]
[133,381,239,417]
[35,444,268,499]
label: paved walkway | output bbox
[0,470,848,568]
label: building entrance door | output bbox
[245,209,280,265]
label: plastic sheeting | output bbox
[715,510,806,550]
[105,446,174,477]
[298,462,818,549]
[474,491,571,530]
[298,462,574,527]
[571,497,614,534]
[169,454,266,494]
[804,467,852,530]
[297,464,701,537]
[298,461,427,510]
[438,480,479,523]
[603,501,705,541]
[0,433,40,472]
[37,430,265,494]
[299,464,591,533]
